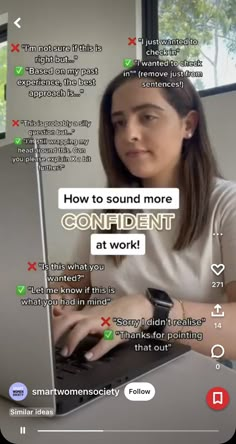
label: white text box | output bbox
[90,234,146,255]
[58,188,179,209]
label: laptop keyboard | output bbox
[55,336,115,378]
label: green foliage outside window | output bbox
[159,0,236,89]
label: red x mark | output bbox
[128,37,136,46]
[12,120,20,127]
[28,262,37,271]
[101,317,111,327]
[11,43,20,53]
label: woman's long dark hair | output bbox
[98,62,222,264]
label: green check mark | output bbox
[14,66,25,76]
[123,58,134,69]
[14,137,22,145]
[16,285,26,296]
[103,329,114,340]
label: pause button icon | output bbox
[20,426,26,434]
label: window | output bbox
[0,22,7,139]
[142,0,236,94]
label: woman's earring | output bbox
[188,133,192,138]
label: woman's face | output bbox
[111,79,195,185]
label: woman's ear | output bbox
[184,110,199,138]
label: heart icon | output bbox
[211,264,225,276]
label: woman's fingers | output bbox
[53,306,64,317]
[61,319,95,356]
[63,319,121,360]
[53,309,122,360]
[52,300,77,317]
[52,311,85,344]
[51,295,144,361]
[84,336,121,361]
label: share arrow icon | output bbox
[211,304,224,318]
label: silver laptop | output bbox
[0,141,190,416]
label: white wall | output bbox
[0,12,7,26]
[202,91,236,182]
[0,0,139,262]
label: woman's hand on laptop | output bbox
[50,271,92,317]
[52,293,154,361]
[50,289,78,317]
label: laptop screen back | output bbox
[0,142,56,410]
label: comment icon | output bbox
[211,344,225,359]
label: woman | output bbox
[53,62,236,365]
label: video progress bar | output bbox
[37,429,219,433]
